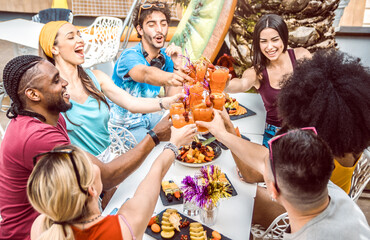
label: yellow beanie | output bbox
[39,21,68,58]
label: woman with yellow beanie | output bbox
[39,21,180,162]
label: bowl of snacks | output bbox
[176,141,221,167]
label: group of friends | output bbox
[0,1,369,240]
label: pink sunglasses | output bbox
[267,127,318,192]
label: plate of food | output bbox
[175,141,222,167]
[146,208,231,240]
[160,180,183,206]
[224,96,256,120]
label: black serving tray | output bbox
[145,209,232,240]
[228,103,256,120]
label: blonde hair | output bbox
[27,145,94,240]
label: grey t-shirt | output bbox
[284,181,370,240]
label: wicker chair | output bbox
[108,122,137,156]
[80,17,124,68]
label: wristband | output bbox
[147,130,160,146]
[163,142,179,159]
[159,98,165,110]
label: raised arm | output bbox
[196,110,268,176]
[225,67,260,93]
[129,65,192,87]
[90,115,172,190]
[118,124,197,239]
[93,69,182,113]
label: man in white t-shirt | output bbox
[197,115,370,239]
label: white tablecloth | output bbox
[103,93,266,240]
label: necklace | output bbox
[76,214,102,225]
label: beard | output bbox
[142,30,168,49]
[47,96,72,113]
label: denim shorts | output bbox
[262,123,281,148]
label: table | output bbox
[0,19,44,49]
[0,19,43,57]
[103,93,267,240]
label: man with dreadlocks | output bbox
[0,55,173,239]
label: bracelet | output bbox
[173,67,179,71]
[147,130,160,146]
[163,142,179,159]
[159,98,165,110]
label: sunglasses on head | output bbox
[138,3,165,21]
[267,127,318,192]
[33,149,88,195]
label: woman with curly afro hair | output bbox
[278,49,370,194]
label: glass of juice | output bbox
[170,103,185,116]
[210,66,229,93]
[188,82,204,109]
[172,112,194,129]
[193,103,213,133]
[195,61,208,82]
[210,93,226,110]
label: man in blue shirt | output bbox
[110,1,192,143]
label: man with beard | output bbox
[0,55,173,239]
[110,1,192,143]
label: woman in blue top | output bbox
[39,21,180,162]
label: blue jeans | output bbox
[262,123,281,149]
[127,113,163,143]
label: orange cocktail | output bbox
[210,66,229,93]
[188,82,204,109]
[170,103,185,116]
[210,93,225,110]
[172,112,194,129]
[195,61,208,82]
[193,103,213,132]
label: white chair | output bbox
[80,17,124,68]
[251,212,290,240]
[108,122,137,155]
[349,148,370,202]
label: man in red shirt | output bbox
[0,55,171,239]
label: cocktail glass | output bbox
[188,82,204,109]
[210,66,229,93]
[170,103,185,117]
[193,103,213,133]
[172,112,194,129]
[195,61,208,82]
[210,93,226,111]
